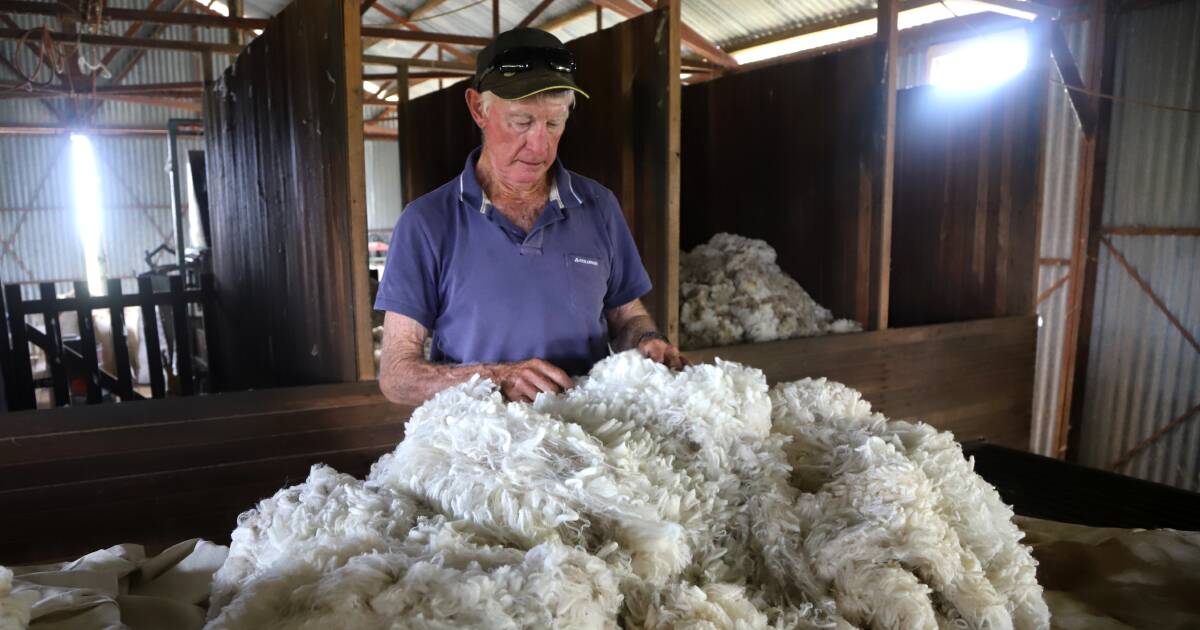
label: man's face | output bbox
[469,90,570,186]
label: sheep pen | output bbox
[199,351,1047,629]
[680,233,862,349]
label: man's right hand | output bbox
[491,358,575,402]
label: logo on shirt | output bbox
[572,256,600,267]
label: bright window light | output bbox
[207,0,230,17]
[929,29,1029,91]
[729,0,1035,66]
[69,133,106,296]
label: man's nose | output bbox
[524,123,549,153]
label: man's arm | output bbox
[605,298,689,370]
[379,311,575,406]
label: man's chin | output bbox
[506,165,549,183]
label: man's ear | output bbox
[465,88,486,129]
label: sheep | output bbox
[680,233,862,349]
[205,352,1049,630]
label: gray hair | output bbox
[479,89,576,116]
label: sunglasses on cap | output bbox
[477,47,577,85]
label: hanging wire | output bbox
[406,0,488,23]
[1049,77,1200,115]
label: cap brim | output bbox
[483,69,590,100]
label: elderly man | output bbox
[376,27,686,405]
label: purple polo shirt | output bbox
[375,148,652,376]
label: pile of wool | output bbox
[205,352,1048,630]
[680,233,861,349]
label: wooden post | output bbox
[169,275,195,396]
[138,276,166,398]
[868,0,898,330]
[342,0,375,381]
[493,0,500,36]
[199,274,221,392]
[1056,0,1117,460]
[596,5,602,31]
[651,0,681,343]
[0,285,10,410]
[106,278,134,400]
[227,0,243,46]
[73,281,102,403]
[395,63,413,205]
[39,282,68,406]
[4,285,35,410]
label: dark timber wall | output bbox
[204,0,372,391]
[400,10,680,338]
[680,32,1047,330]
[680,45,882,327]
[889,77,1046,327]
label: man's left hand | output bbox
[638,338,690,371]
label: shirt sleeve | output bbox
[374,206,440,330]
[602,191,653,310]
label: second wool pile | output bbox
[680,233,861,349]
[205,353,1048,630]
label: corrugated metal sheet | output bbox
[1031,18,1090,457]
[357,0,875,62]
[365,139,402,232]
[0,135,180,288]
[1077,0,1200,491]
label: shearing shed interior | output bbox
[0,0,1198,628]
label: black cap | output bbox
[474,28,589,100]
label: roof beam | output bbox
[1047,18,1094,136]
[961,0,1060,19]
[517,0,557,29]
[0,27,242,54]
[362,2,475,64]
[359,27,490,46]
[536,5,593,31]
[588,0,738,68]
[408,0,452,21]
[98,0,170,69]
[0,0,488,48]
[362,54,475,71]
[0,1,270,29]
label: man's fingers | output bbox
[511,380,538,403]
[666,351,685,371]
[523,369,561,396]
[533,361,575,391]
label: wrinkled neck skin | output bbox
[476,149,552,214]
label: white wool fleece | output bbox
[680,233,862,349]
[206,352,1049,630]
[208,464,425,617]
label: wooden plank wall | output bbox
[400,10,679,337]
[204,0,372,391]
[0,383,411,565]
[888,41,1048,327]
[680,45,881,327]
[688,316,1037,449]
[400,80,475,206]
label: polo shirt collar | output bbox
[458,147,584,214]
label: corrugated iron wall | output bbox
[1,0,404,298]
[1032,19,1090,457]
[1077,0,1200,490]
